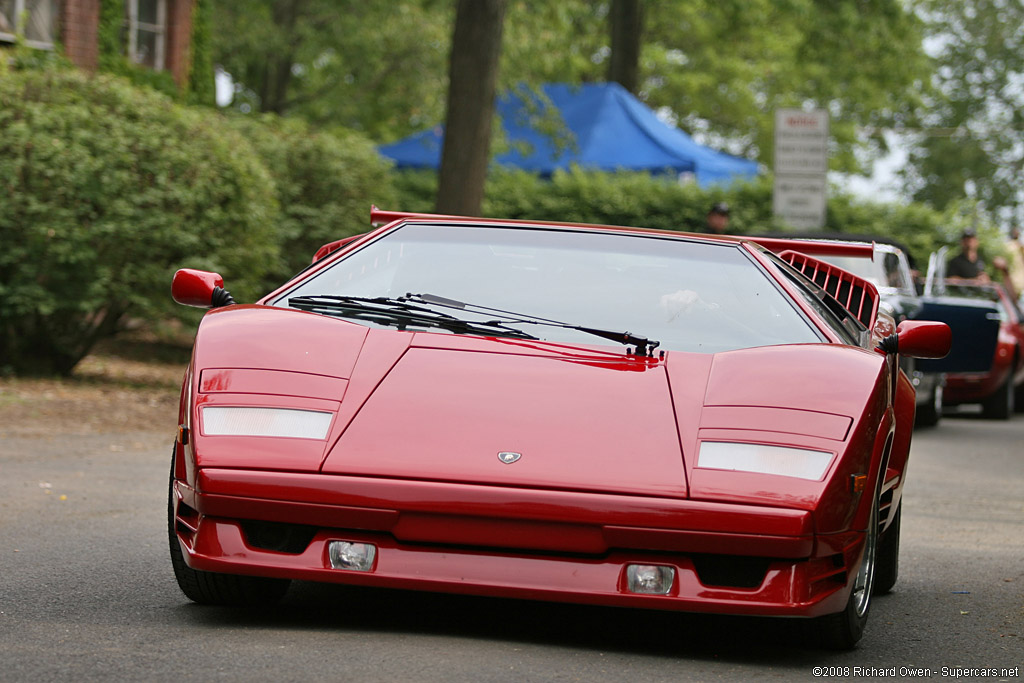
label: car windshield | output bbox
[274,223,824,353]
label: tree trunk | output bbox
[608,0,643,94]
[435,0,507,216]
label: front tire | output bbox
[873,505,900,595]
[915,384,942,428]
[815,489,879,650]
[981,375,1014,420]
[168,450,290,606]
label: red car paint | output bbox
[169,211,950,647]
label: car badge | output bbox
[497,451,522,464]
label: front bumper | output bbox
[173,469,864,618]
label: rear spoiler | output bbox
[371,206,469,227]
[746,236,874,259]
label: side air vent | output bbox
[778,249,879,329]
[241,521,318,554]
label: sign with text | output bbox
[773,175,828,229]
[773,109,829,228]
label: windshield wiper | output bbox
[287,295,540,341]
[403,292,661,357]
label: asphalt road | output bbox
[1,414,1021,682]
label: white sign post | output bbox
[773,109,829,229]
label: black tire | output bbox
[915,384,942,428]
[981,375,1014,420]
[1014,381,1024,414]
[873,505,900,595]
[168,450,290,606]
[814,488,879,650]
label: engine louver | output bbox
[778,249,879,330]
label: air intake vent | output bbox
[778,250,879,329]
[691,554,772,589]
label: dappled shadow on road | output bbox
[178,581,833,664]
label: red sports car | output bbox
[169,209,949,649]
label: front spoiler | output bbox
[173,469,864,618]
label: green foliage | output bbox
[901,0,1024,222]
[96,0,180,99]
[392,167,955,268]
[188,0,217,106]
[213,0,929,175]
[2,41,72,71]
[0,67,278,375]
[96,0,124,72]
[213,1,451,139]
[223,114,395,286]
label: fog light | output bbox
[328,541,376,571]
[626,564,675,594]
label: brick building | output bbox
[1,0,195,89]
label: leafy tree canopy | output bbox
[213,0,932,175]
[900,0,1024,223]
[214,0,452,140]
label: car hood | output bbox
[321,334,690,498]
[192,308,883,501]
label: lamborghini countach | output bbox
[168,209,950,649]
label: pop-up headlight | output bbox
[201,407,332,439]
[697,441,833,481]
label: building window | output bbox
[0,0,58,49]
[126,0,166,70]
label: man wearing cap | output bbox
[946,228,1009,284]
[704,202,731,235]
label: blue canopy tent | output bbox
[378,82,758,188]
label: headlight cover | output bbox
[697,441,833,481]
[201,406,333,439]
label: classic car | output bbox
[916,249,1024,418]
[927,282,1024,417]
[168,209,950,650]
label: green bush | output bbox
[0,67,278,375]
[391,167,960,268]
[225,114,395,286]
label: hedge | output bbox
[0,67,279,375]
[391,167,998,269]
[224,114,395,287]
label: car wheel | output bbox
[815,488,879,650]
[873,505,900,595]
[1014,381,1024,414]
[915,384,942,428]
[168,449,290,606]
[981,375,1014,420]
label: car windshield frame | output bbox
[270,221,829,354]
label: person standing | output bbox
[946,228,1011,288]
[947,229,991,281]
[1004,226,1024,300]
[704,202,731,234]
